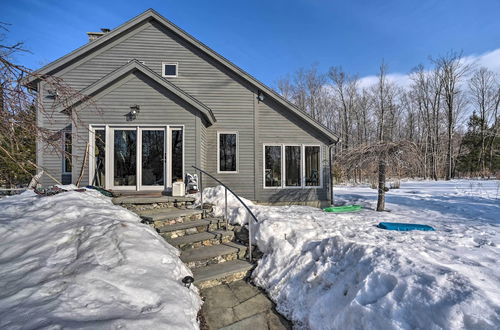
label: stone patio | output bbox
[200,280,291,330]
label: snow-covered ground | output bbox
[0,187,201,329]
[201,180,500,329]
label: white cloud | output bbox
[357,48,500,90]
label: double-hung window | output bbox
[263,144,321,188]
[218,132,238,173]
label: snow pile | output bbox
[201,180,500,329]
[192,185,255,225]
[0,187,201,329]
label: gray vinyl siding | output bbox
[72,71,199,187]
[256,97,330,203]
[38,80,72,187]
[37,17,333,202]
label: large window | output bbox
[264,144,321,188]
[63,131,72,173]
[264,145,281,187]
[305,146,320,186]
[218,132,238,173]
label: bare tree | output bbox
[433,52,470,180]
[468,67,499,175]
[328,66,358,151]
[0,24,99,187]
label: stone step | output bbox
[158,218,226,239]
[167,230,235,250]
[193,260,254,289]
[112,195,195,205]
[180,242,248,269]
[138,208,203,225]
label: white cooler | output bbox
[172,182,186,196]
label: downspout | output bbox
[328,142,336,206]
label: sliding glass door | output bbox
[103,126,183,191]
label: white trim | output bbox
[88,125,105,186]
[283,144,302,188]
[89,124,185,191]
[262,143,323,189]
[137,127,166,191]
[109,127,138,191]
[168,126,185,188]
[217,131,239,174]
[162,62,178,77]
[303,144,323,188]
[262,144,282,189]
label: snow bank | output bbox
[0,187,201,329]
[201,181,500,329]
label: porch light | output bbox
[127,104,140,120]
[257,91,265,102]
[182,276,194,288]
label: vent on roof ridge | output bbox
[86,28,111,42]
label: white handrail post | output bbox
[199,171,203,210]
[248,214,252,262]
[224,187,228,230]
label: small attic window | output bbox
[162,62,178,77]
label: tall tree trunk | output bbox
[377,156,386,211]
[446,115,453,180]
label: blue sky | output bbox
[2,0,500,87]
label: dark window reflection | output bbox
[305,146,320,186]
[219,133,237,172]
[114,130,136,186]
[172,130,183,183]
[93,129,106,186]
[285,146,301,186]
[142,130,164,186]
[64,132,72,173]
[265,146,281,187]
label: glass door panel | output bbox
[171,129,183,184]
[92,129,106,187]
[113,129,137,187]
[141,129,165,187]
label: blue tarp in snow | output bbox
[377,222,435,231]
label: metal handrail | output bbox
[192,165,258,262]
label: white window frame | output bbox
[217,131,239,174]
[262,144,283,189]
[62,131,72,174]
[262,143,322,189]
[162,62,178,77]
[302,144,322,188]
[89,125,105,186]
[88,124,185,191]
[283,144,302,188]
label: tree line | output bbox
[275,52,500,185]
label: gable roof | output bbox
[28,9,338,143]
[62,60,216,124]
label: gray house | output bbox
[27,9,338,206]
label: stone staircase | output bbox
[113,195,254,289]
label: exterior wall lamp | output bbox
[257,91,265,102]
[127,104,140,120]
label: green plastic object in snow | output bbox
[323,205,362,213]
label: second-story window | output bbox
[162,62,178,77]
